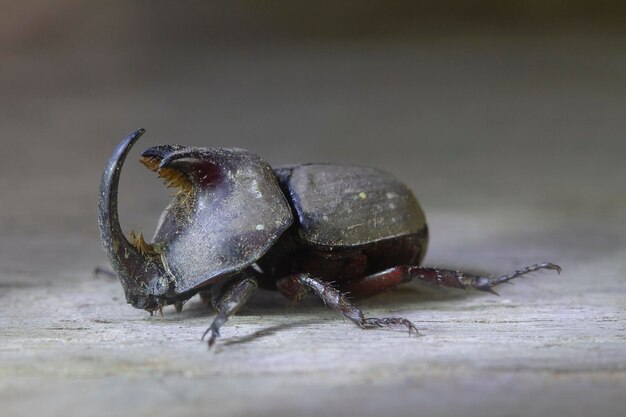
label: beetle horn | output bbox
[98,129,167,310]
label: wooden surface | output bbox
[1,30,625,417]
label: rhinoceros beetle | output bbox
[98,129,560,347]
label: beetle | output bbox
[98,129,561,347]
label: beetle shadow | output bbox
[221,320,321,347]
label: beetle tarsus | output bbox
[468,262,561,293]
[362,317,419,335]
[201,273,257,349]
[201,321,221,348]
[489,262,561,286]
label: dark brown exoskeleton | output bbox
[98,129,561,347]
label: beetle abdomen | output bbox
[277,164,427,247]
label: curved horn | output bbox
[98,129,166,309]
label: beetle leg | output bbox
[93,266,116,279]
[277,273,418,335]
[201,273,258,348]
[347,262,561,297]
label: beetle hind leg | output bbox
[347,262,561,297]
[277,273,419,335]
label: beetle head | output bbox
[98,130,293,311]
[98,130,175,311]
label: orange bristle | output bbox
[159,167,193,197]
[129,229,159,257]
[139,156,161,172]
[139,156,194,205]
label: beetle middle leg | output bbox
[347,262,561,297]
[277,273,419,335]
[202,273,258,348]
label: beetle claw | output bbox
[484,287,500,296]
[202,327,220,349]
[200,327,212,342]
[544,263,562,274]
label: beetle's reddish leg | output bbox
[277,273,418,335]
[202,273,257,348]
[344,268,409,298]
[348,262,561,297]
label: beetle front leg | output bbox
[347,262,561,297]
[277,273,418,335]
[202,273,258,348]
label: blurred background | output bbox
[2,0,625,237]
[1,2,625,417]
